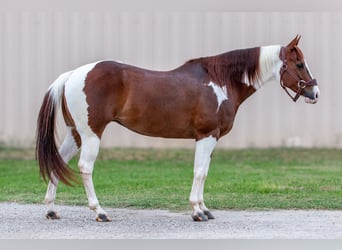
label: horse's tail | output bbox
[36,71,76,186]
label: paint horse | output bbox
[36,36,319,222]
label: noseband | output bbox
[279,47,318,102]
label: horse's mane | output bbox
[187,47,261,87]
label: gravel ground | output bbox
[1,202,342,239]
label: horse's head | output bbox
[279,35,320,104]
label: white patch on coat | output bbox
[304,59,314,79]
[243,45,282,89]
[304,60,320,102]
[207,82,228,112]
[242,71,252,87]
[64,62,100,137]
[48,71,73,109]
[312,85,320,97]
[257,45,283,88]
[63,62,108,216]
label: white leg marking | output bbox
[190,136,217,219]
[78,135,107,217]
[207,82,228,112]
[45,174,59,213]
[44,127,79,213]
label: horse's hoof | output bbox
[46,210,60,220]
[96,214,111,222]
[192,212,208,222]
[204,210,215,220]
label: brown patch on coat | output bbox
[61,87,81,148]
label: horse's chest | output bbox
[217,102,236,137]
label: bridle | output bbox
[279,46,318,102]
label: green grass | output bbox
[0,148,342,210]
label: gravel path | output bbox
[1,202,342,239]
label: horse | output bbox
[36,36,320,222]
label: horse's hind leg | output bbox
[78,135,110,222]
[45,127,79,219]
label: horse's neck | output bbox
[257,45,282,86]
[241,45,282,89]
[228,45,282,106]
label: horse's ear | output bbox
[287,35,301,48]
[286,35,303,60]
[295,35,301,44]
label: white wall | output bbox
[0,1,341,148]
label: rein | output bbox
[279,47,318,102]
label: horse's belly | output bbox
[115,110,195,139]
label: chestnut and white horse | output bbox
[36,36,319,222]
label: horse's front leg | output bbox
[189,135,217,222]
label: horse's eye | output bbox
[296,63,304,69]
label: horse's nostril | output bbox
[315,92,319,99]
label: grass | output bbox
[0,148,342,211]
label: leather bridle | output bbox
[279,46,318,102]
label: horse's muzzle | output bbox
[304,85,320,104]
